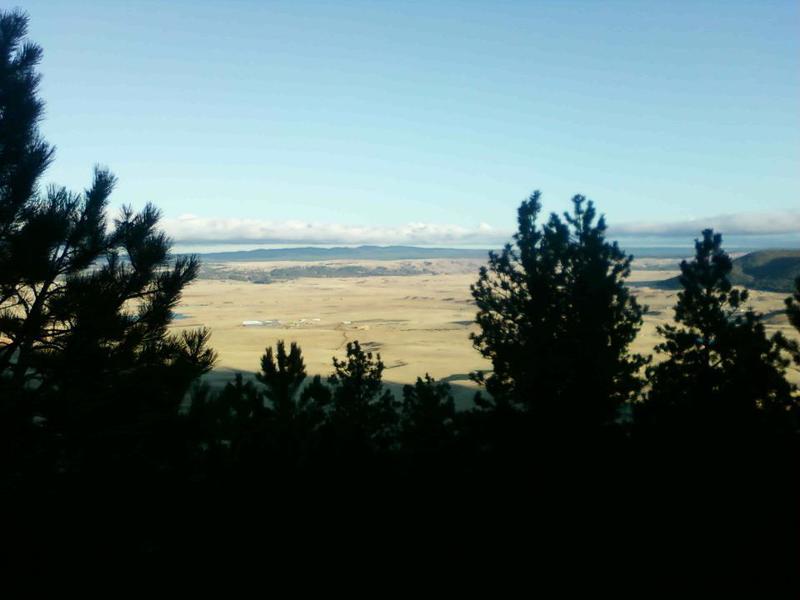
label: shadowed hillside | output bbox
[656,249,800,292]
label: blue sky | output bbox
[18,0,800,247]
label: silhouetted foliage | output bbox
[0,9,53,445]
[400,374,456,452]
[328,340,398,448]
[788,277,800,328]
[257,340,330,429]
[0,9,216,481]
[471,191,645,428]
[639,230,798,433]
[1,8,796,578]
[256,341,330,458]
[786,277,800,366]
[0,9,53,257]
[187,341,335,475]
[300,374,333,411]
[218,373,264,428]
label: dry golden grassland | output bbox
[171,258,800,399]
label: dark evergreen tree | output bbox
[258,340,306,414]
[400,374,455,452]
[185,380,232,457]
[0,8,52,419]
[219,373,265,428]
[257,339,330,428]
[786,277,800,365]
[328,341,398,447]
[470,191,645,428]
[299,374,332,412]
[187,341,333,471]
[640,230,797,432]
[788,277,800,327]
[0,9,216,476]
[0,9,53,275]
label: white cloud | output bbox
[162,215,511,246]
[162,209,800,247]
[610,211,800,237]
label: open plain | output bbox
[171,257,800,399]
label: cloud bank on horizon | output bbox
[164,210,800,247]
[611,211,800,238]
[164,214,501,246]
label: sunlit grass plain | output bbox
[171,257,800,402]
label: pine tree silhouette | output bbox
[786,277,800,374]
[786,276,800,343]
[400,374,456,452]
[257,340,331,458]
[639,230,797,433]
[258,341,306,410]
[328,341,398,448]
[470,191,645,429]
[0,9,216,478]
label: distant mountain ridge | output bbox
[194,245,492,262]
[656,249,800,292]
[191,244,713,262]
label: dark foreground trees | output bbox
[1,8,797,582]
[788,277,800,330]
[0,10,221,570]
[631,231,799,585]
[786,277,800,367]
[0,9,215,482]
[189,340,404,464]
[327,340,399,448]
[471,191,645,428]
[639,230,798,433]
[400,374,456,453]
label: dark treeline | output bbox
[1,10,798,582]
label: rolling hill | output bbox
[656,249,800,292]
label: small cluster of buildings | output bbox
[241,318,321,328]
